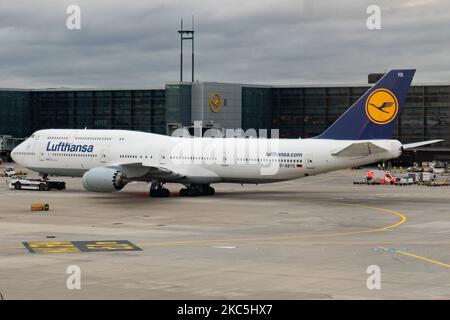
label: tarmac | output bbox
[0,164,449,299]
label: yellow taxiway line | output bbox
[394,250,450,269]
[137,201,407,248]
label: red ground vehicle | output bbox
[380,171,398,185]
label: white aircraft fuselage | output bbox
[12,129,402,184]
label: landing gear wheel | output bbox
[149,180,170,197]
[150,188,170,197]
[187,188,200,197]
[204,186,215,196]
[179,185,215,197]
[39,183,46,191]
[179,187,199,197]
[14,182,21,190]
[179,188,188,197]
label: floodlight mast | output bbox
[178,17,195,82]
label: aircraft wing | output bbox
[114,161,221,183]
[402,139,444,150]
[144,166,185,180]
[111,163,186,181]
[331,142,389,157]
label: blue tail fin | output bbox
[315,69,415,140]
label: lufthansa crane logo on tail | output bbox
[365,88,399,125]
[209,93,223,113]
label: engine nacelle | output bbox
[82,167,127,192]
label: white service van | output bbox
[4,167,16,177]
[9,177,65,191]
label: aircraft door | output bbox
[36,136,49,161]
[100,136,113,164]
[305,153,315,169]
[99,148,108,163]
[159,150,167,165]
[222,152,228,167]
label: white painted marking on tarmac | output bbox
[211,246,236,249]
[334,197,378,200]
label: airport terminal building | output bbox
[1,79,449,162]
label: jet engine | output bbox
[82,167,127,192]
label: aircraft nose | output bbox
[10,145,19,163]
[10,142,24,164]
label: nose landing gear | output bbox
[179,184,215,197]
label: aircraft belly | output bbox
[28,167,87,177]
[209,164,303,184]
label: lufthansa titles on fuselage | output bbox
[266,152,303,157]
[46,142,94,153]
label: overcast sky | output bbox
[1,0,449,88]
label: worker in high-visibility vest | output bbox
[367,170,374,183]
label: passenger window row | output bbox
[171,156,218,161]
[169,156,302,163]
[53,153,98,157]
[120,155,152,159]
[75,137,112,141]
[14,152,35,156]
[46,136,112,141]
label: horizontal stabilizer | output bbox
[332,142,389,157]
[402,139,444,150]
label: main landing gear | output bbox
[179,184,215,197]
[149,182,216,197]
[39,173,48,181]
[149,180,170,197]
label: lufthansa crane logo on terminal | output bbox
[209,92,223,113]
[365,88,399,125]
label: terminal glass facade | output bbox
[0,89,165,136]
[165,84,192,128]
[272,86,370,138]
[271,85,450,148]
[241,87,272,133]
[0,90,31,137]
[396,85,450,147]
[1,83,449,158]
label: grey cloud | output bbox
[0,0,449,88]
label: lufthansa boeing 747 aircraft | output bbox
[11,70,442,197]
